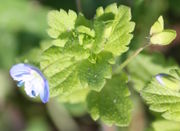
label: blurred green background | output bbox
[0,0,180,131]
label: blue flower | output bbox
[155,73,180,91]
[10,63,49,103]
[155,73,167,85]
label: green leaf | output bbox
[150,16,176,45]
[59,88,89,104]
[86,73,132,126]
[150,30,177,45]
[91,20,106,53]
[141,69,180,122]
[95,7,104,17]
[150,16,164,35]
[41,43,112,97]
[75,13,93,28]
[43,3,134,101]
[40,41,87,97]
[151,120,180,131]
[76,26,95,37]
[47,9,77,38]
[95,4,135,56]
[78,53,112,91]
[127,53,177,91]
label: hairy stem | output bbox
[76,0,82,12]
[114,44,150,74]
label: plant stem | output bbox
[47,99,79,131]
[76,0,82,13]
[114,44,150,74]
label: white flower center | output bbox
[24,69,44,98]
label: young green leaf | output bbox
[47,9,77,38]
[150,16,164,35]
[141,69,180,122]
[150,30,177,45]
[75,13,93,28]
[41,43,112,97]
[95,3,135,56]
[86,73,132,126]
[40,40,88,97]
[77,53,112,91]
[59,88,89,104]
[91,20,106,53]
[150,16,176,45]
[42,3,135,99]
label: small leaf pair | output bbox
[150,16,176,45]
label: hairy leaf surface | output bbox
[87,73,132,126]
[141,69,180,121]
[41,3,135,101]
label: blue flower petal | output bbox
[155,74,165,85]
[10,63,49,103]
[40,80,49,103]
[10,63,32,81]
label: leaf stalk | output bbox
[114,44,150,74]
